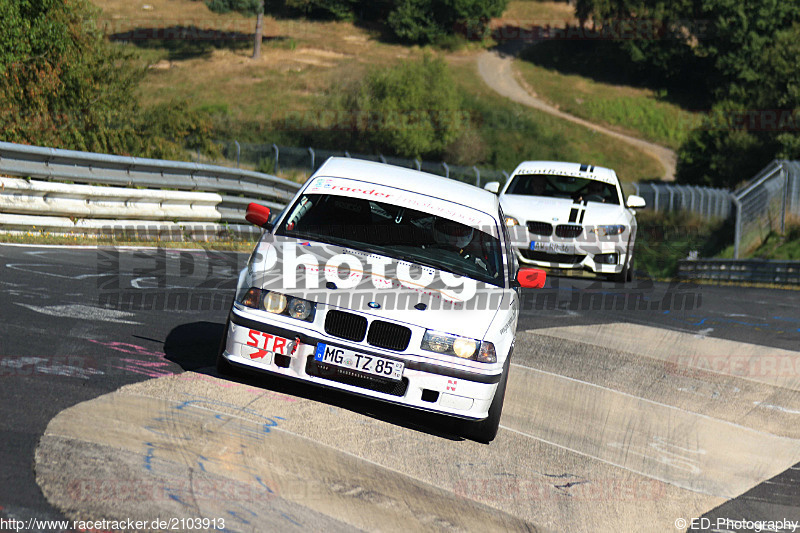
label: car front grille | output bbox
[324,310,367,342]
[305,357,409,397]
[526,221,553,236]
[555,224,583,238]
[367,321,412,351]
[520,250,586,264]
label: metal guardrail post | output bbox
[272,144,279,174]
[473,166,480,187]
[780,166,787,234]
[653,185,660,211]
[733,196,743,259]
[414,159,421,171]
[234,140,241,168]
[442,162,449,179]
[379,154,387,164]
[308,147,315,172]
[667,184,675,211]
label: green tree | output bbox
[200,0,266,58]
[387,0,508,44]
[575,0,800,188]
[0,0,217,159]
[0,0,140,152]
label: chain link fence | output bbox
[632,182,733,219]
[732,160,800,258]
[202,141,511,188]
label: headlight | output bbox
[453,337,478,358]
[421,330,492,362]
[263,292,288,314]
[504,216,519,227]
[238,288,315,322]
[240,287,263,309]
[597,225,626,236]
[477,341,496,363]
[287,297,313,320]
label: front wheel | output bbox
[461,358,510,444]
[609,246,631,284]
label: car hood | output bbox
[500,194,628,225]
[250,238,508,341]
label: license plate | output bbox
[531,241,575,254]
[314,343,404,381]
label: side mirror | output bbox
[517,268,546,289]
[626,195,646,209]
[484,182,500,194]
[245,203,272,228]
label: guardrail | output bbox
[0,141,301,239]
[678,259,800,285]
[632,182,733,219]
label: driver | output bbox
[581,180,607,203]
[432,218,474,252]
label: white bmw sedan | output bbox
[485,161,646,283]
[219,157,546,442]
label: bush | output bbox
[388,0,508,44]
[635,210,732,279]
[339,55,467,158]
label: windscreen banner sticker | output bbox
[306,176,498,237]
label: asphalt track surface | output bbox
[1,243,799,532]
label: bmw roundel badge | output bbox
[368,302,381,309]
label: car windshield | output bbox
[506,173,619,205]
[275,193,504,286]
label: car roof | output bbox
[510,160,619,185]
[312,157,500,215]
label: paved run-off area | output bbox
[35,322,800,532]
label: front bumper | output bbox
[221,308,502,420]
[515,242,627,275]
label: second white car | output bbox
[485,161,646,283]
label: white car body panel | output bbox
[498,161,642,279]
[220,158,525,432]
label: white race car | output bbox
[485,161,646,283]
[219,157,546,443]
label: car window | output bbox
[276,193,505,287]
[506,173,620,205]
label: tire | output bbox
[610,244,631,284]
[626,253,634,282]
[216,320,235,376]
[462,357,510,444]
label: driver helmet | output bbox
[432,218,474,249]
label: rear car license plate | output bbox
[531,241,576,254]
[314,343,403,381]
